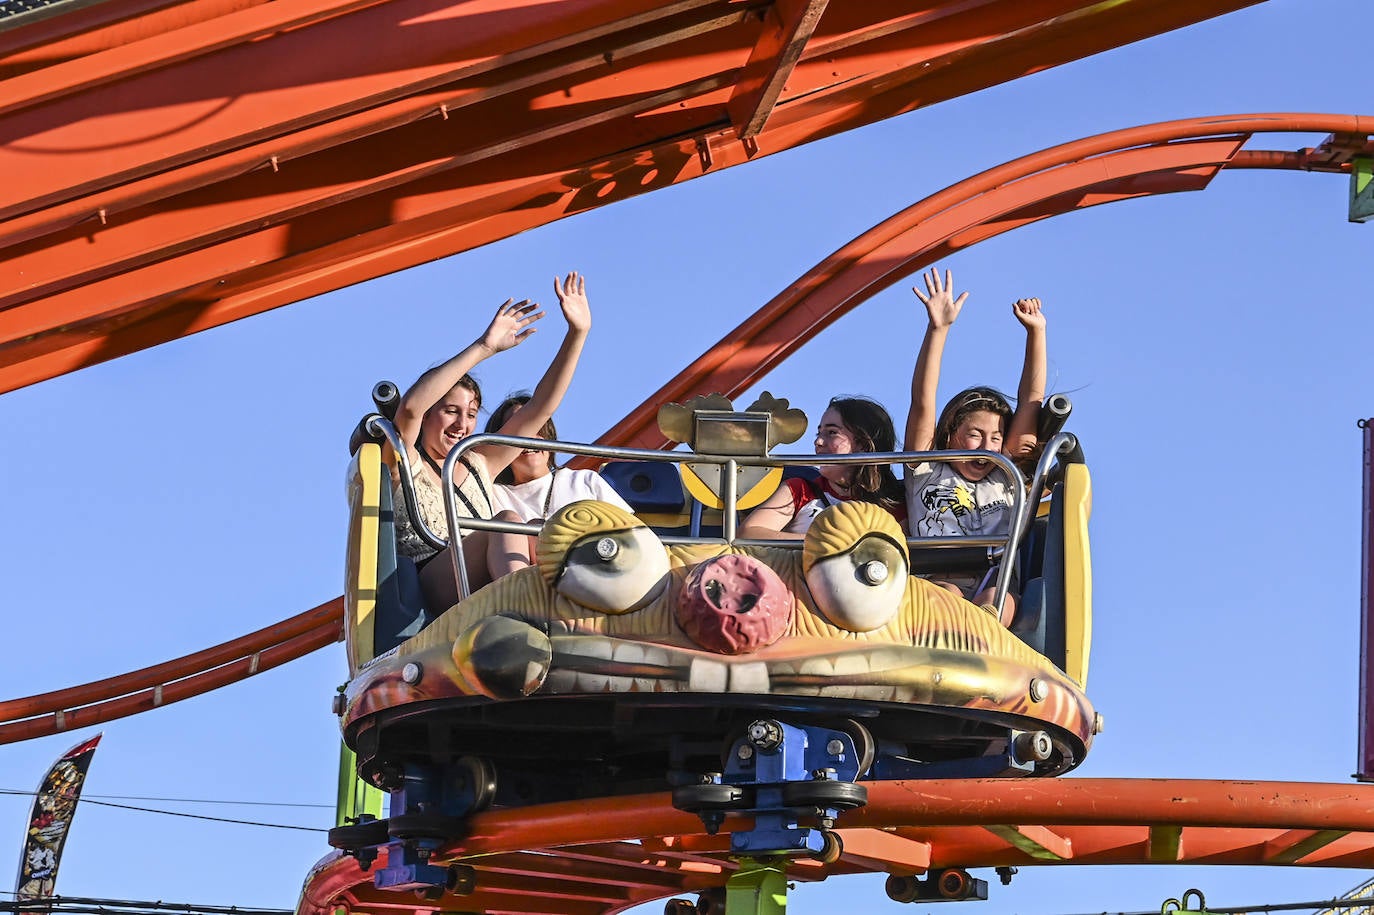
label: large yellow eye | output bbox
[538,500,669,614]
[803,502,909,632]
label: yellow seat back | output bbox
[344,442,384,672]
[1060,463,1092,687]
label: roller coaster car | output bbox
[338,392,1095,818]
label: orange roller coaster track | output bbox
[2,112,1368,746]
[596,112,1374,451]
[297,779,1374,915]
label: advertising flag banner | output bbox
[14,735,102,911]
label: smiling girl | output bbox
[390,272,592,615]
[738,396,905,540]
[903,267,1047,622]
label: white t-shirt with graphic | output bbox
[904,460,1015,538]
[492,467,632,522]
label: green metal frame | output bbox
[336,742,384,828]
[1350,156,1373,223]
[727,858,790,915]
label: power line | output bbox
[1061,899,1374,915]
[0,788,331,810]
[0,788,328,832]
[69,798,327,832]
[0,895,292,915]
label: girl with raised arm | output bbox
[904,267,1047,624]
[482,392,632,578]
[391,272,593,615]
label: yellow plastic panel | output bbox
[344,443,383,673]
[680,464,783,512]
[1060,463,1093,687]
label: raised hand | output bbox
[1012,296,1046,331]
[553,270,592,334]
[912,267,968,330]
[479,298,544,353]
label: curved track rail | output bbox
[595,112,1373,450]
[5,112,1368,743]
[0,598,341,744]
[298,779,1374,915]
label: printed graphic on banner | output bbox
[15,734,101,908]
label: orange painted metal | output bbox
[0,597,342,744]
[0,0,1268,394]
[594,113,1373,451]
[295,780,1374,915]
[726,0,830,140]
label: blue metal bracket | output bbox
[365,760,489,894]
[719,719,865,857]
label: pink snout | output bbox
[676,554,792,654]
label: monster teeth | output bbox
[575,672,610,692]
[729,662,769,694]
[642,647,670,667]
[544,669,577,693]
[799,657,835,677]
[833,653,870,678]
[613,643,645,664]
[689,659,728,692]
[577,639,614,661]
[819,682,861,700]
[867,649,906,673]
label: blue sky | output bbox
[3,1,1372,913]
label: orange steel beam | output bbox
[0,597,342,744]
[0,0,1267,394]
[594,113,1373,451]
[726,0,829,140]
[296,780,1374,915]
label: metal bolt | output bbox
[736,744,754,761]
[331,693,345,716]
[747,719,784,751]
[595,537,619,560]
[1028,677,1047,702]
[1093,712,1105,735]
[825,739,844,757]
[859,560,888,585]
[401,662,423,684]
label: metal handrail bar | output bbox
[362,415,1050,612]
[364,414,447,553]
[438,433,1030,608]
[354,414,1082,636]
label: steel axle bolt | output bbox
[826,739,844,756]
[737,744,754,761]
[747,719,784,751]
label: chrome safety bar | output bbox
[366,415,1086,616]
